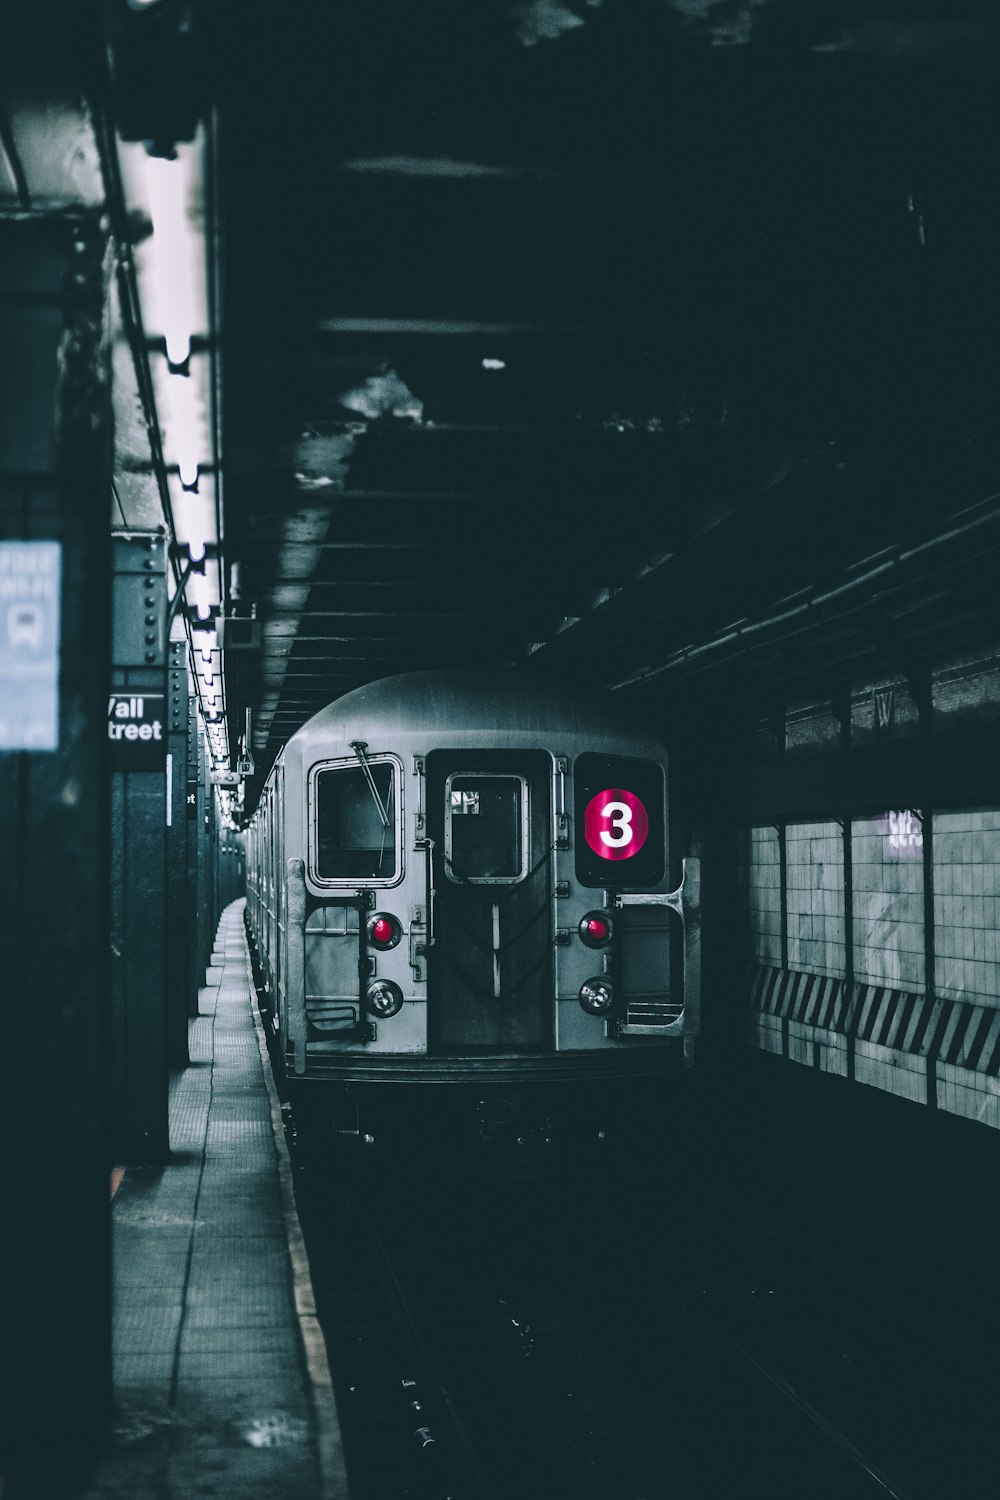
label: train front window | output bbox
[315,762,398,881]
[444,773,528,884]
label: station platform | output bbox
[81,901,347,1500]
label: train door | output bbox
[426,750,553,1050]
[274,763,284,1018]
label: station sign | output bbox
[107,693,167,769]
[0,541,61,751]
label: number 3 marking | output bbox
[600,800,634,848]
[583,787,649,860]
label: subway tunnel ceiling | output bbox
[207,1,1000,793]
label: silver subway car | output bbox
[245,671,700,1133]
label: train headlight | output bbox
[578,910,613,948]
[367,912,402,950]
[366,979,404,1019]
[579,977,615,1015]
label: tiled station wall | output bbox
[738,810,1000,1130]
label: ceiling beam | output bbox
[314,317,676,339]
[263,608,544,620]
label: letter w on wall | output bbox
[873,686,895,732]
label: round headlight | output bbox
[366,979,404,1019]
[367,912,402,950]
[578,910,613,948]
[579,977,615,1015]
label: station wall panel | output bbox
[933,809,1000,1007]
[739,810,1000,1132]
[932,649,1000,729]
[735,825,782,966]
[851,815,925,993]
[785,822,844,979]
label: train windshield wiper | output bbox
[350,740,391,830]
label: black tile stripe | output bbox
[837,983,858,1036]
[802,975,823,1026]
[963,1007,996,1072]
[754,965,774,1009]
[876,990,902,1047]
[890,991,919,1052]
[751,966,768,1012]
[805,976,823,1027]
[749,966,767,1014]
[826,979,847,1031]
[775,970,792,1019]
[761,967,781,1014]
[945,1003,975,1066]
[788,971,809,1022]
[772,969,792,1018]
[783,971,799,1020]
[928,999,957,1063]
[748,965,767,1010]
[857,987,882,1042]
[794,970,813,1018]
[745,961,1000,1081]
[910,993,937,1056]
[985,1024,1000,1077]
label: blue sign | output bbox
[0,542,61,751]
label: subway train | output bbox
[244,670,700,1146]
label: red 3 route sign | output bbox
[583,787,649,862]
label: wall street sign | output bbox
[108,693,167,769]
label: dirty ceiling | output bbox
[201,1,999,790]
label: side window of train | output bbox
[573,753,665,888]
[311,758,401,884]
[444,773,528,884]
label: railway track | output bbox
[287,1115,967,1500]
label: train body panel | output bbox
[245,671,700,1095]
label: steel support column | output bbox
[166,635,190,1064]
[0,214,113,1468]
[186,690,202,1009]
[109,532,169,1163]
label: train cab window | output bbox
[574,753,665,889]
[314,761,399,882]
[444,773,528,884]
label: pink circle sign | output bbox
[583,787,649,861]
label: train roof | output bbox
[283,670,664,757]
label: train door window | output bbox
[444,773,528,884]
[313,758,401,884]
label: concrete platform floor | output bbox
[79,901,347,1500]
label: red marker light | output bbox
[579,910,613,948]
[367,913,402,950]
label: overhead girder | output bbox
[206,1,1000,801]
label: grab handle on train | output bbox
[415,836,436,949]
[286,856,308,1074]
[614,856,701,1064]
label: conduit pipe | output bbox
[611,493,1000,691]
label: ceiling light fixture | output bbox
[144,152,196,370]
[167,370,201,490]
